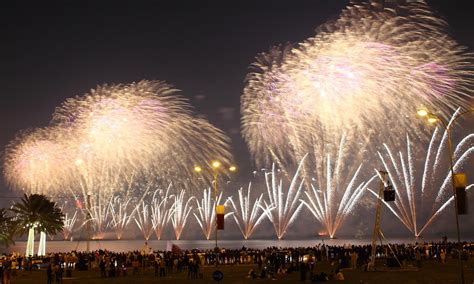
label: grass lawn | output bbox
[7,258,474,283]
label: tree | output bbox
[10,194,64,256]
[0,208,14,247]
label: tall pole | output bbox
[194,162,236,267]
[213,172,218,267]
[86,193,91,252]
[369,171,386,270]
[417,108,474,284]
[441,119,464,284]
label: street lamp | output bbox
[212,161,221,169]
[194,161,236,266]
[417,106,473,284]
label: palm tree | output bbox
[10,194,64,256]
[0,208,14,247]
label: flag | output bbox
[171,244,182,255]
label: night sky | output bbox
[2,0,473,196]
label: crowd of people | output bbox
[1,240,473,283]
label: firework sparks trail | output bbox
[193,188,232,240]
[108,196,134,240]
[107,181,152,239]
[150,184,173,240]
[134,201,154,241]
[88,197,112,238]
[241,1,473,170]
[62,209,78,240]
[170,190,194,240]
[73,171,137,235]
[301,136,378,238]
[225,183,275,240]
[371,115,474,238]
[262,156,306,240]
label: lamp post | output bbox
[194,161,236,266]
[417,107,473,284]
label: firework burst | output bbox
[4,80,232,235]
[3,127,72,195]
[52,80,232,188]
[241,1,473,169]
[3,79,234,236]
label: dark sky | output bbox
[1,0,473,195]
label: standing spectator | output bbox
[54,264,63,284]
[108,259,116,278]
[350,251,358,269]
[159,258,166,277]
[173,257,179,273]
[154,256,159,277]
[299,262,307,281]
[17,257,22,271]
[46,264,53,284]
[187,258,194,279]
[193,257,200,279]
[440,250,446,264]
[99,259,106,278]
[260,266,267,279]
[415,250,422,268]
[2,265,11,284]
[132,259,140,276]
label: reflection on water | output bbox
[5,237,460,253]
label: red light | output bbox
[75,199,83,209]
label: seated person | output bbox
[247,268,257,279]
[334,269,345,281]
[312,272,329,282]
[277,267,285,279]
